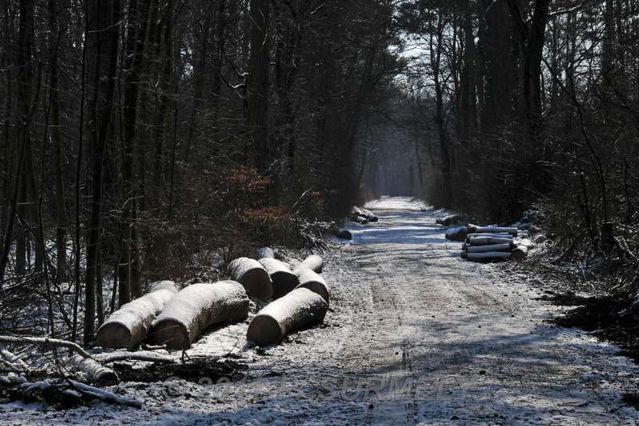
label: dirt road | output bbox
[3,197,638,424]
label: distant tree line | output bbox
[399,0,639,259]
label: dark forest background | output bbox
[1,0,638,343]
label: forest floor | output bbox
[1,196,639,424]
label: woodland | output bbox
[0,0,637,362]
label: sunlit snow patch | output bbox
[364,196,430,211]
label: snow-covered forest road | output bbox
[3,197,639,425]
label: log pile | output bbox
[247,253,331,346]
[439,219,530,262]
[460,226,530,262]
[350,206,378,224]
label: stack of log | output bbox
[94,249,331,351]
[459,225,529,262]
[350,206,378,224]
[246,252,330,346]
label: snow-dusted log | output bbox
[247,288,328,346]
[148,281,249,350]
[255,247,275,259]
[468,233,516,239]
[295,268,330,303]
[469,226,518,236]
[436,214,461,226]
[69,355,118,384]
[466,235,513,246]
[227,257,273,300]
[95,280,178,349]
[293,255,324,274]
[259,258,299,299]
[465,242,513,253]
[351,206,378,224]
[445,226,469,242]
[512,245,529,261]
[461,251,512,261]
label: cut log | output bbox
[96,280,178,349]
[259,258,299,299]
[466,236,513,246]
[469,226,518,236]
[69,355,119,385]
[461,251,512,261]
[227,257,273,300]
[255,247,275,259]
[436,214,461,226]
[148,281,249,350]
[512,245,529,261]
[334,229,352,240]
[468,233,516,239]
[295,268,330,303]
[293,254,324,274]
[445,226,468,242]
[246,287,328,346]
[466,242,513,253]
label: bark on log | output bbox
[461,251,512,260]
[227,257,273,300]
[293,255,323,274]
[148,281,249,350]
[259,258,299,299]
[246,287,328,346]
[295,268,330,303]
[96,281,178,349]
[436,214,461,226]
[466,242,513,253]
[69,354,119,384]
[512,245,529,261]
[466,236,513,246]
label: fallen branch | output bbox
[67,379,142,407]
[0,335,92,359]
[94,351,175,364]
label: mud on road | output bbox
[2,197,638,425]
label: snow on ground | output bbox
[1,196,638,424]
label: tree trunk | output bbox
[149,281,249,349]
[48,0,67,285]
[295,268,329,303]
[84,0,120,345]
[258,258,299,299]
[96,280,178,349]
[247,287,328,346]
[247,0,271,173]
[227,257,273,300]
